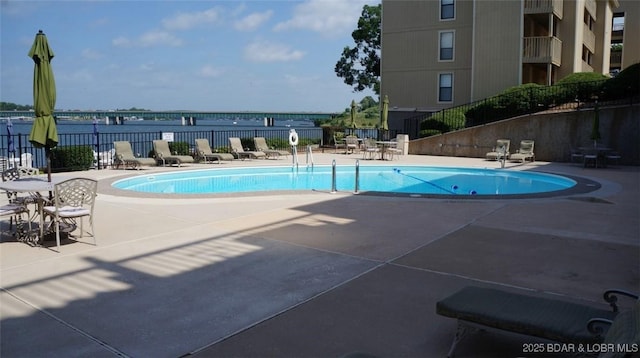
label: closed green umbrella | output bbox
[350,100,358,131]
[380,95,390,140]
[28,30,58,182]
[381,95,389,131]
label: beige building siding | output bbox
[381,0,474,111]
[618,0,640,68]
[471,1,523,100]
[381,0,631,124]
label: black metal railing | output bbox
[411,79,638,139]
[2,127,380,171]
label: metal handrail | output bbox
[354,160,360,194]
[331,160,337,193]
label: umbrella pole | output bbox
[45,147,53,200]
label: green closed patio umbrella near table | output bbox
[349,99,358,134]
[380,94,389,139]
[28,30,58,182]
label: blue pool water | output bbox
[112,166,577,196]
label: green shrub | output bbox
[555,73,607,102]
[51,145,94,172]
[556,72,608,84]
[419,129,442,137]
[602,62,639,100]
[169,141,190,155]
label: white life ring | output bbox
[288,129,299,146]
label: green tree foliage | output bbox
[335,4,381,95]
[0,102,33,111]
[359,96,378,110]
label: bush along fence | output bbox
[415,65,639,138]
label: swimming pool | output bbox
[112,165,577,197]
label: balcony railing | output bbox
[610,50,622,65]
[524,0,563,19]
[523,36,562,65]
[583,24,595,52]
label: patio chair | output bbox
[509,140,535,163]
[114,141,157,170]
[569,146,584,164]
[153,140,195,167]
[93,148,115,169]
[485,139,510,161]
[20,152,33,168]
[195,139,234,164]
[42,178,98,252]
[436,286,639,358]
[362,138,380,160]
[1,167,40,232]
[228,137,266,160]
[606,151,622,167]
[333,134,346,154]
[345,135,359,154]
[253,137,290,159]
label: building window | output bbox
[439,73,453,102]
[440,0,454,20]
[584,12,594,31]
[439,31,454,61]
[582,46,593,65]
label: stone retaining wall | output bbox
[408,104,639,165]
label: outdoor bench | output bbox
[436,286,639,357]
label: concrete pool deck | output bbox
[1,153,638,357]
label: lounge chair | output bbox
[253,137,290,159]
[485,139,510,161]
[114,141,157,170]
[228,137,266,160]
[436,286,639,358]
[195,139,234,164]
[153,140,195,167]
[509,140,535,163]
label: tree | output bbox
[360,96,378,110]
[335,4,381,95]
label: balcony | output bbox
[585,0,597,20]
[582,24,596,53]
[524,0,563,19]
[523,36,562,66]
[610,50,622,66]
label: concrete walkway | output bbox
[1,152,638,357]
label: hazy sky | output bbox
[1,0,378,112]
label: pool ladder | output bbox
[330,160,360,194]
[291,145,314,169]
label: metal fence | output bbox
[405,79,638,139]
[1,126,393,171]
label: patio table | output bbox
[579,146,612,168]
[0,177,59,242]
[376,141,397,160]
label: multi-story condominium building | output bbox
[381,0,639,120]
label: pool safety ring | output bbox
[288,129,299,146]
